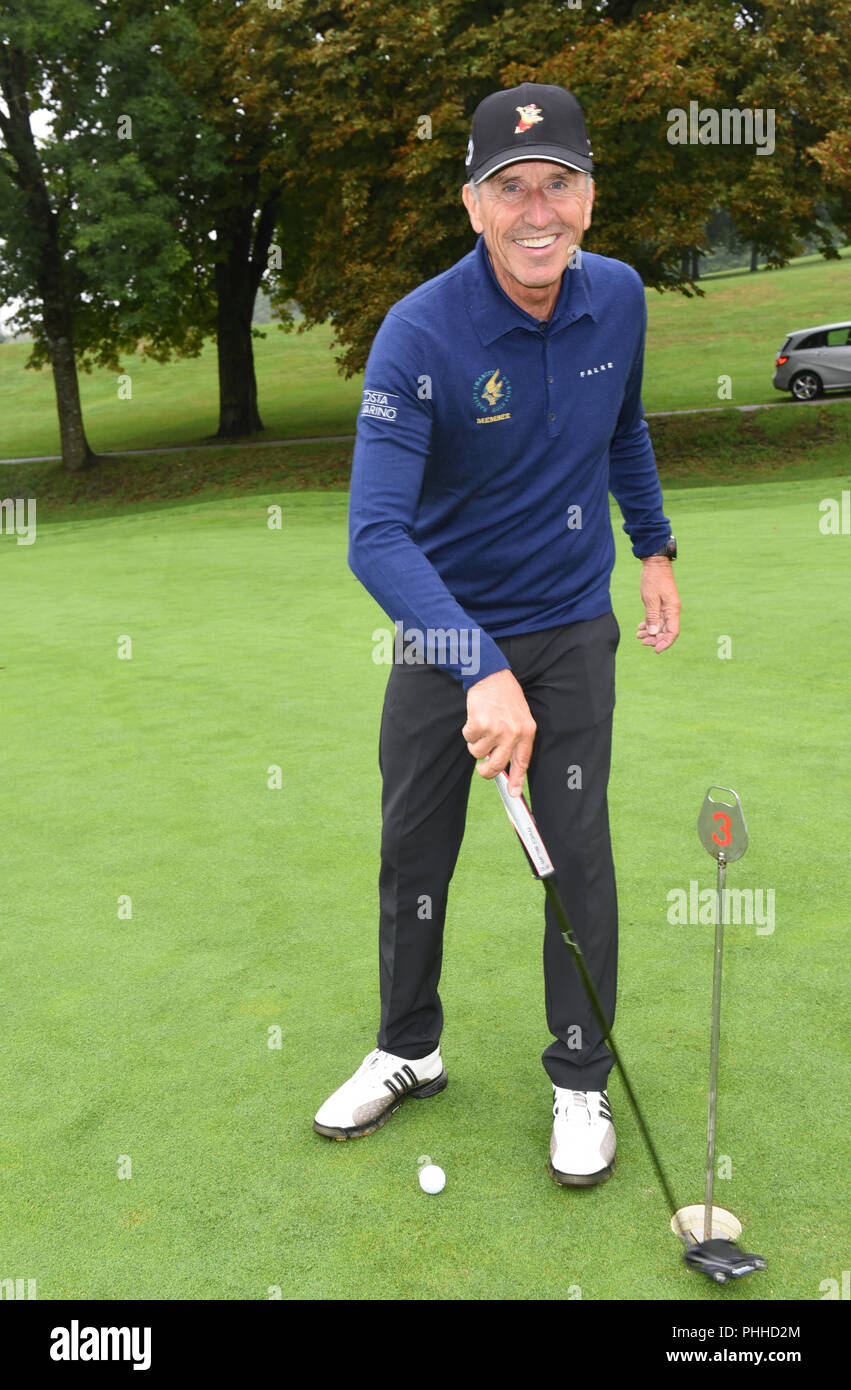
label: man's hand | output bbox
[461,668,536,796]
[636,557,681,652]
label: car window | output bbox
[798,332,827,349]
[825,327,851,347]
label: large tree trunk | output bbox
[214,273,262,437]
[212,182,279,438]
[750,242,759,272]
[37,237,97,472]
[47,327,96,471]
[0,44,97,471]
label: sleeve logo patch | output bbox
[473,368,512,423]
[360,389,398,420]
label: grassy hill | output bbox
[644,248,851,413]
[0,248,849,462]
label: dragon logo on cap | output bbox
[514,104,543,133]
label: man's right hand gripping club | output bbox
[461,668,537,798]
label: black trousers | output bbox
[375,610,620,1091]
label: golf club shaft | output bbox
[494,773,693,1244]
[704,853,727,1239]
[540,876,691,1245]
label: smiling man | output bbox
[314,83,681,1189]
[462,160,592,319]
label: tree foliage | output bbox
[285,0,851,374]
[0,0,206,375]
[2,0,848,459]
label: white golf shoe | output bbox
[548,1087,616,1187]
[313,1045,448,1140]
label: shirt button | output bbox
[548,412,556,421]
[547,376,554,384]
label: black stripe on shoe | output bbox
[385,1068,418,1100]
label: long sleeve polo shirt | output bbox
[348,233,671,690]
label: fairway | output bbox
[1,473,847,1301]
[1,248,849,461]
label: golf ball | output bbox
[418,1164,446,1194]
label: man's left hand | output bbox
[636,557,681,652]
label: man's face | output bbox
[462,161,594,315]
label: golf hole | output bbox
[672,1205,742,1243]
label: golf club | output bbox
[493,770,766,1286]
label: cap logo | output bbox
[514,103,543,134]
[465,136,474,166]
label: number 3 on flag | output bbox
[697,787,748,862]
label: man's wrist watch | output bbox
[643,535,677,561]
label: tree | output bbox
[722,0,851,266]
[0,2,104,470]
[146,0,321,437]
[0,0,316,465]
[285,0,851,374]
[0,0,206,469]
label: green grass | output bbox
[645,246,851,412]
[1,473,847,1300]
[1,246,849,460]
[0,323,365,461]
[0,402,848,525]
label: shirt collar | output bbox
[464,233,595,346]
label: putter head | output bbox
[683,1237,767,1285]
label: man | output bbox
[314,83,680,1187]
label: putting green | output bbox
[0,475,847,1299]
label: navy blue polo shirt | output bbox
[348,233,670,689]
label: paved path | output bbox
[1,396,849,466]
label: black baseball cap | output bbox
[465,82,593,185]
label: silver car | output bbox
[772,320,851,400]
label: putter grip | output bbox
[494,772,555,879]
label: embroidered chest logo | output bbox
[579,361,615,379]
[515,104,544,134]
[473,368,512,423]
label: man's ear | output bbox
[583,178,595,232]
[462,182,484,235]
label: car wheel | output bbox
[790,370,823,401]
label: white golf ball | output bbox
[418,1164,446,1194]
